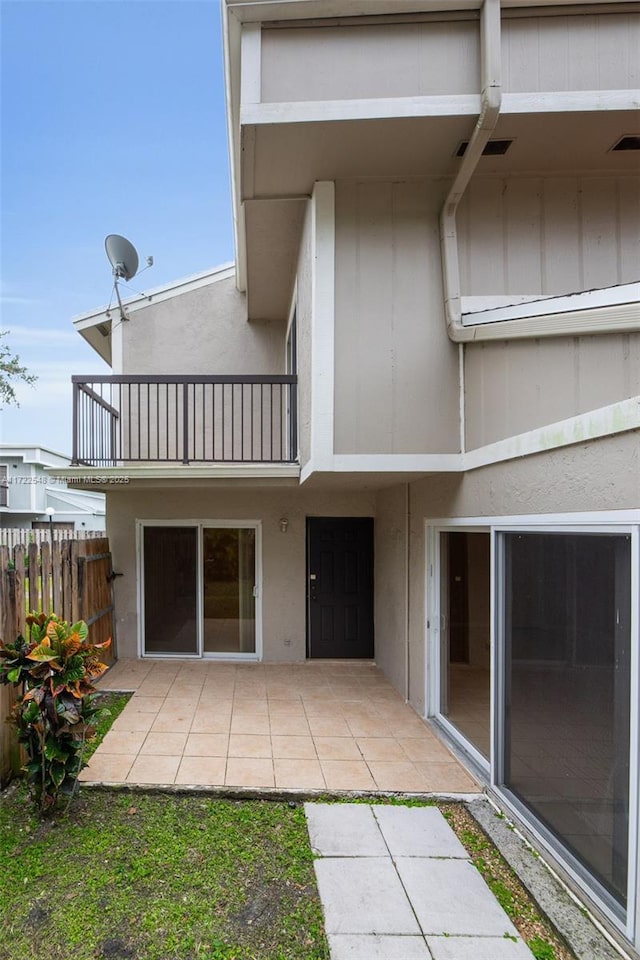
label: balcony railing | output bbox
[72,375,298,466]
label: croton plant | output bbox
[0,613,111,811]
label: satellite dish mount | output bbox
[105,234,140,321]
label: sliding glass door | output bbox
[499,531,632,912]
[142,522,259,658]
[203,527,256,655]
[439,531,491,760]
[143,526,199,655]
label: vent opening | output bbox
[611,135,640,152]
[456,139,513,158]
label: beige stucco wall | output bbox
[122,275,284,375]
[107,485,375,661]
[373,485,408,698]
[404,429,639,713]
[334,179,460,455]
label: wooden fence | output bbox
[0,536,115,785]
[0,528,106,549]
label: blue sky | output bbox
[0,0,234,455]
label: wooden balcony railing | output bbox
[71,375,298,466]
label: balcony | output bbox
[72,375,298,467]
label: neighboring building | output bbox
[55,0,640,951]
[0,444,105,532]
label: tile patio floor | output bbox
[82,659,479,793]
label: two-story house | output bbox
[56,0,640,951]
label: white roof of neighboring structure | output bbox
[0,444,71,466]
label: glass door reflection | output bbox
[203,527,256,655]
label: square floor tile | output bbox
[272,735,317,759]
[395,858,519,937]
[228,734,272,758]
[140,732,187,756]
[373,806,468,858]
[414,762,479,792]
[126,755,180,784]
[110,712,156,734]
[307,716,352,737]
[269,715,311,736]
[346,718,391,738]
[184,733,229,757]
[225,757,274,787]
[303,699,343,718]
[314,737,362,761]
[176,756,226,785]
[94,729,148,755]
[398,738,455,763]
[230,715,270,735]
[305,803,387,857]
[320,761,376,791]
[356,738,408,761]
[129,695,165,713]
[79,753,136,782]
[275,758,325,788]
[367,762,427,791]
[314,858,419,935]
[268,701,307,718]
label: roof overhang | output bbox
[223,0,640,320]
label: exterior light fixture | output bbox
[279,518,289,533]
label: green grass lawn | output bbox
[0,788,330,960]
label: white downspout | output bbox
[441,0,502,343]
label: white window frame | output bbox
[136,519,263,662]
[426,511,640,944]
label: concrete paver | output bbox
[426,936,536,959]
[306,803,534,960]
[314,857,421,935]
[372,805,468,858]
[327,934,432,959]
[306,803,388,857]
[395,857,519,938]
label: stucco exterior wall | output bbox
[107,485,375,661]
[333,178,460,455]
[373,485,408,699]
[405,429,639,713]
[122,275,284,376]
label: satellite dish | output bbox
[105,234,139,281]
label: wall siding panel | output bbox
[503,14,640,92]
[261,21,479,103]
[459,175,640,298]
[334,179,460,455]
[465,334,640,449]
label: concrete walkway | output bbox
[306,803,535,960]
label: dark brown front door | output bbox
[307,517,374,659]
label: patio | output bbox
[82,660,479,793]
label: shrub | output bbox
[0,612,111,812]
